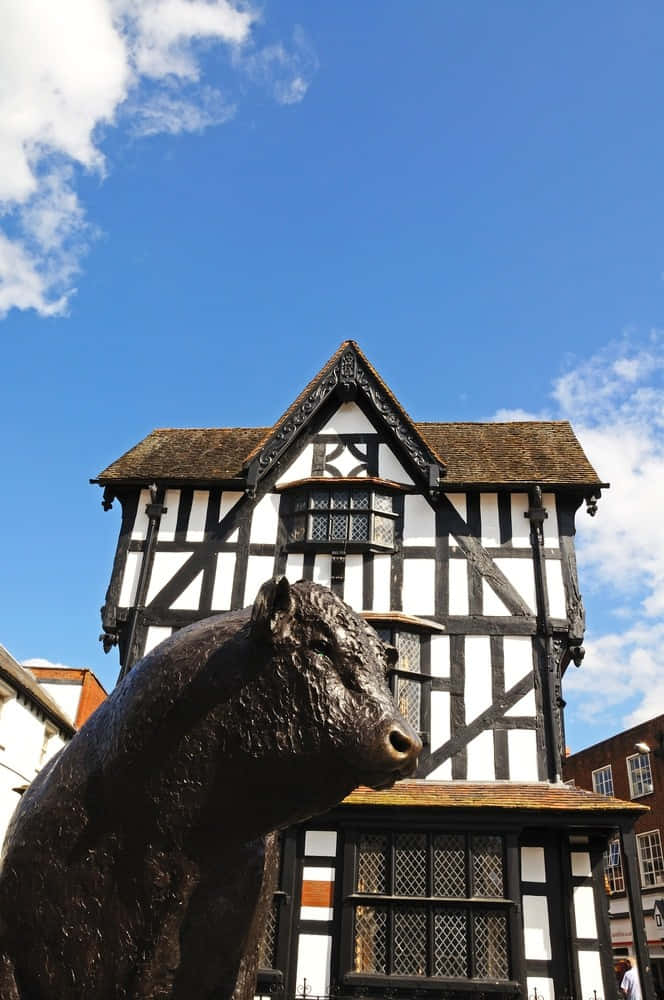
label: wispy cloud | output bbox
[0,2,317,319]
[492,331,664,736]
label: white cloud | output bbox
[491,331,664,736]
[0,2,316,319]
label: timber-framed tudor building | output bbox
[94,342,651,1000]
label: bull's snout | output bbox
[383,721,422,780]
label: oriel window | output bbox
[286,488,397,549]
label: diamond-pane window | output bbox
[257,896,279,969]
[396,677,421,733]
[433,834,466,897]
[434,909,468,977]
[351,830,511,983]
[393,907,427,975]
[394,833,427,896]
[357,834,388,893]
[287,488,397,546]
[473,911,509,979]
[472,835,504,897]
[354,905,387,974]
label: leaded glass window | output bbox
[376,627,426,737]
[351,830,511,982]
[286,488,397,548]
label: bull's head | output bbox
[251,577,422,790]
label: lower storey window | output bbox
[351,831,511,981]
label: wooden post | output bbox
[620,826,656,1000]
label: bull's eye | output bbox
[312,640,333,659]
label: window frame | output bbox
[627,752,654,799]
[283,484,399,553]
[591,764,614,796]
[604,837,625,894]
[636,829,664,889]
[343,827,517,990]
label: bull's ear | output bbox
[251,577,294,636]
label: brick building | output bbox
[565,715,664,995]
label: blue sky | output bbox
[1,1,663,752]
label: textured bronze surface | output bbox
[0,579,420,999]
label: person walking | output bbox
[621,960,643,1000]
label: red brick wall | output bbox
[564,715,664,838]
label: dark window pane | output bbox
[393,907,427,976]
[350,513,369,540]
[354,905,387,974]
[311,490,328,509]
[331,488,349,509]
[433,909,468,977]
[473,911,509,979]
[352,491,370,509]
[330,512,347,540]
[433,834,466,897]
[310,513,328,541]
[357,834,388,893]
[472,836,504,897]
[394,833,427,896]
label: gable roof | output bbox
[95,420,601,488]
[93,342,604,490]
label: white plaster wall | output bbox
[521,846,546,882]
[372,554,391,610]
[445,493,467,538]
[430,635,450,677]
[131,488,151,541]
[541,493,559,547]
[220,491,242,542]
[403,494,435,546]
[249,494,280,544]
[343,554,364,610]
[119,550,142,607]
[523,895,552,960]
[0,695,67,843]
[157,489,181,541]
[571,851,592,877]
[402,559,435,616]
[324,443,369,477]
[573,886,598,938]
[186,490,209,542]
[504,636,534,689]
[466,729,495,780]
[171,570,204,610]
[510,493,530,547]
[480,494,500,546]
[244,556,276,607]
[427,757,452,780]
[313,554,332,588]
[144,626,172,655]
[318,402,376,435]
[294,934,332,996]
[37,682,80,723]
[526,977,554,1000]
[378,444,414,485]
[305,831,337,856]
[448,559,468,614]
[464,637,492,722]
[482,579,511,616]
[211,552,236,610]
[276,444,314,485]
[508,729,538,780]
[505,689,536,717]
[284,552,305,584]
[430,691,450,755]
[495,558,536,613]
[146,552,190,604]
[545,561,567,618]
[577,950,604,1000]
